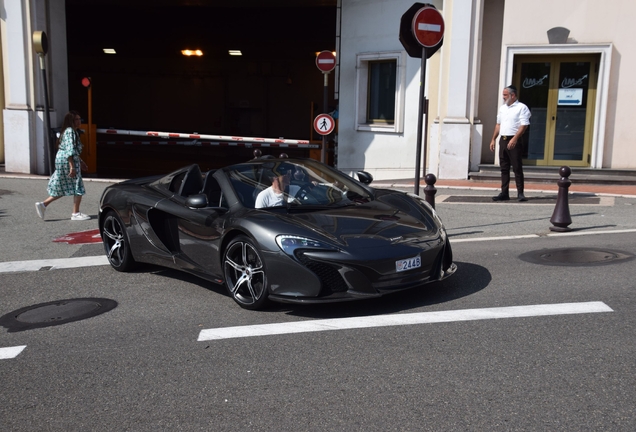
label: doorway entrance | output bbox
[514,54,599,167]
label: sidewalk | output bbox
[373,178,636,198]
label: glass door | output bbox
[514,55,598,166]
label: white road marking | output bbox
[0,256,109,273]
[436,195,616,206]
[0,345,27,359]
[452,234,540,243]
[452,228,636,243]
[198,301,613,341]
[1,227,634,273]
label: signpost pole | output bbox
[400,4,444,196]
[315,51,336,164]
[39,55,54,176]
[322,72,328,163]
[33,31,54,175]
[414,49,427,196]
[88,81,92,138]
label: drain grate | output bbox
[519,247,634,267]
[0,298,117,332]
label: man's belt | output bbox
[500,135,515,141]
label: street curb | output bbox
[3,174,636,199]
[373,183,636,199]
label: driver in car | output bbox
[255,168,300,208]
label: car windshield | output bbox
[223,159,372,209]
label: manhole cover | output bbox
[519,248,634,267]
[0,298,117,332]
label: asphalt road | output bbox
[1,176,635,431]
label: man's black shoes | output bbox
[492,193,510,202]
[492,192,527,202]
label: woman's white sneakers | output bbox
[35,203,90,220]
[35,202,46,219]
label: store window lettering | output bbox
[523,75,548,89]
[561,74,588,88]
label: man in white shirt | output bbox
[489,85,531,202]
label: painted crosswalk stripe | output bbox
[0,345,27,360]
[198,301,613,341]
[0,256,109,273]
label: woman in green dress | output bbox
[35,111,90,221]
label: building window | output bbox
[367,61,396,124]
[356,51,405,133]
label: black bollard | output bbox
[424,173,437,209]
[549,166,573,232]
[279,152,289,159]
[253,149,262,159]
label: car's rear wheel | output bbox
[102,211,136,272]
[223,235,269,310]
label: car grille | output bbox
[295,252,349,295]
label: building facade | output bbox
[2,0,635,180]
[1,0,69,174]
[336,0,635,180]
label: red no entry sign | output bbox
[412,6,445,48]
[315,51,336,73]
[314,114,335,135]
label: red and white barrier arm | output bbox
[96,128,318,147]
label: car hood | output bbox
[271,197,438,248]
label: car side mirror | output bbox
[356,171,373,185]
[186,194,208,209]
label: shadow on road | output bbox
[130,261,490,319]
[279,261,491,319]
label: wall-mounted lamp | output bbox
[229,50,242,56]
[547,27,570,44]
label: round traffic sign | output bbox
[412,6,445,48]
[314,114,335,135]
[315,51,336,73]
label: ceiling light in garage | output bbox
[182,49,203,56]
[103,48,116,54]
[229,50,242,56]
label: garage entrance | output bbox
[65,1,338,177]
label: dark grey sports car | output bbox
[99,157,456,309]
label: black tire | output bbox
[223,235,269,310]
[102,211,136,272]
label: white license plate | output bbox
[396,255,421,272]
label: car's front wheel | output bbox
[102,211,136,272]
[223,235,269,310]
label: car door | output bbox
[154,194,225,278]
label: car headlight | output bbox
[276,235,339,255]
